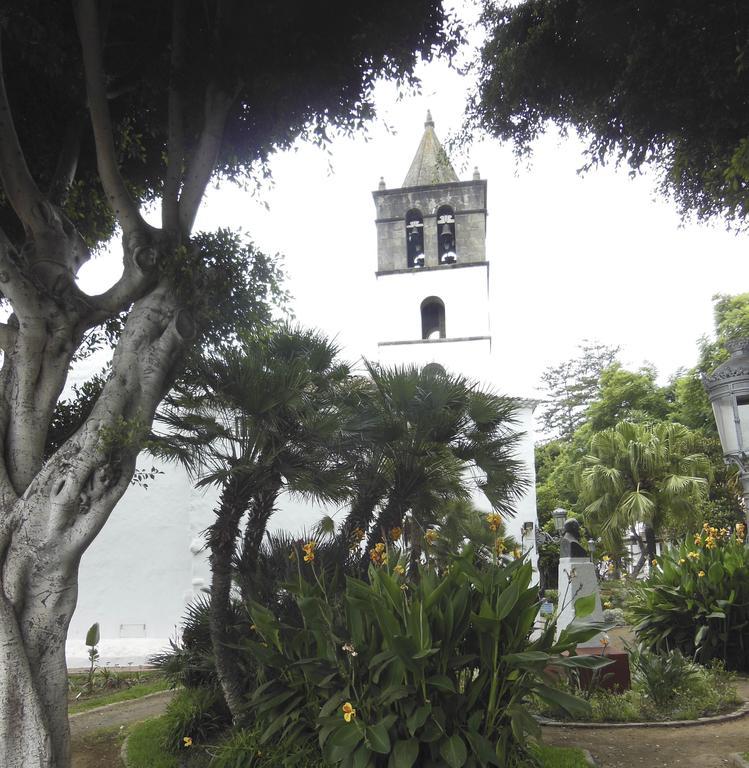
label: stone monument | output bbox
[556,519,604,639]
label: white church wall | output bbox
[375,264,489,343]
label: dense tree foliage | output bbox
[0,3,456,765]
[473,0,749,224]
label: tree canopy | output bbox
[473,0,749,224]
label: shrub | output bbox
[209,727,327,768]
[627,524,749,670]
[244,543,609,768]
[629,646,699,708]
[160,688,231,753]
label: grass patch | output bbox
[127,716,210,768]
[69,675,171,714]
[536,745,591,767]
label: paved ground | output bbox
[543,679,749,768]
[69,676,749,767]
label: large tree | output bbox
[473,0,749,224]
[0,3,454,766]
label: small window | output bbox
[405,209,425,268]
[421,297,445,340]
[436,205,456,264]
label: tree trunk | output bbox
[208,472,254,724]
[644,524,657,562]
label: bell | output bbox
[440,224,452,238]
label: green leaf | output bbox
[574,593,596,618]
[496,581,521,620]
[552,654,615,670]
[465,731,501,767]
[535,684,591,719]
[366,720,391,754]
[392,738,420,768]
[352,743,371,768]
[406,703,431,735]
[85,622,100,647]
[708,562,725,585]
[427,674,456,693]
[440,734,467,768]
[330,724,364,753]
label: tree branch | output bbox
[47,111,85,206]
[163,0,186,236]
[0,31,45,227]
[0,323,18,353]
[73,0,144,237]
[178,84,237,235]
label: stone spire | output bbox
[402,111,459,187]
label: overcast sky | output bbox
[76,14,749,410]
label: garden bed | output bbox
[68,669,169,714]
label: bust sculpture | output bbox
[559,518,587,558]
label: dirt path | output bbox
[543,680,749,767]
[70,690,176,767]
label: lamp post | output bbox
[702,337,749,544]
[552,507,567,536]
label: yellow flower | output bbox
[183,736,193,748]
[694,534,703,546]
[687,550,699,560]
[389,527,402,542]
[705,536,716,550]
[425,529,438,545]
[603,601,613,610]
[703,522,710,531]
[513,547,522,559]
[369,542,388,566]
[651,559,658,567]
[600,634,610,647]
[342,702,357,722]
[393,564,405,575]
[607,563,615,573]
[342,642,358,657]
[698,570,706,578]
[601,554,611,562]
[250,624,256,631]
[301,540,317,563]
[486,513,503,532]
[494,537,506,556]
[737,523,746,541]
[400,583,408,591]
[678,558,686,565]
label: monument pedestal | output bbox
[556,556,604,641]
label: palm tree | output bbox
[578,421,711,574]
[154,324,351,720]
[338,362,528,566]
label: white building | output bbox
[66,114,540,665]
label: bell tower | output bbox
[372,112,492,381]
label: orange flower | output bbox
[302,540,316,563]
[486,513,503,532]
[342,702,357,722]
[424,529,438,545]
[389,527,402,542]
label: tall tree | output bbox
[472,0,749,224]
[579,421,710,574]
[155,326,351,721]
[0,3,454,765]
[537,340,619,440]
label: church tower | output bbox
[372,112,492,381]
[372,112,540,575]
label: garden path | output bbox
[543,679,749,768]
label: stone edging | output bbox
[120,734,131,768]
[730,753,749,768]
[581,748,596,766]
[69,688,175,720]
[538,700,749,729]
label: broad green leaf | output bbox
[366,720,391,754]
[708,562,725,585]
[427,674,456,693]
[574,593,596,619]
[465,731,501,767]
[440,734,467,768]
[392,738,420,768]
[496,581,520,620]
[535,684,591,719]
[85,622,100,647]
[406,703,431,735]
[330,723,364,752]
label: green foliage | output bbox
[160,688,231,753]
[579,421,711,560]
[629,646,699,708]
[586,364,673,433]
[472,0,749,224]
[537,341,619,440]
[243,545,608,768]
[628,525,749,671]
[209,728,327,768]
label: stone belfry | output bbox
[372,111,492,381]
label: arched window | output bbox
[421,296,446,340]
[405,209,425,268]
[436,205,456,264]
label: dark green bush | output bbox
[628,525,749,670]
[160,688,231,753]
[244,542,608,768]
